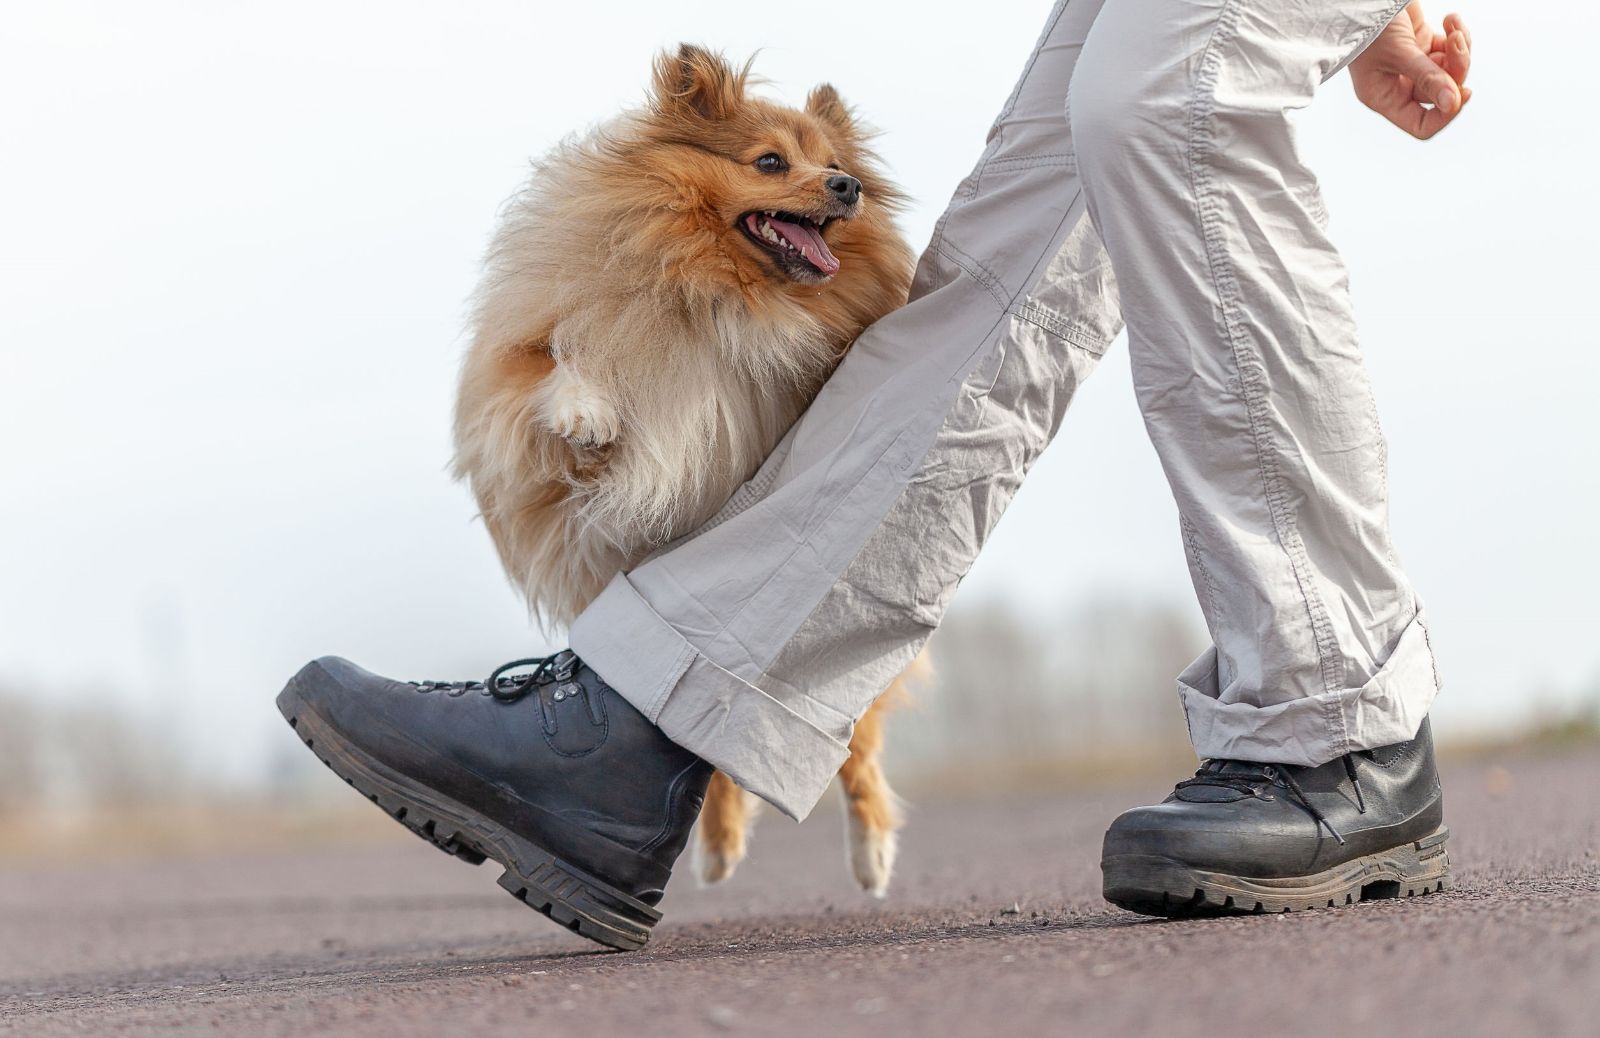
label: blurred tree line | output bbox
[890,595,1203,787]
[0,694,186,817]
[5,596,1594,819]
[0,596,1204,818]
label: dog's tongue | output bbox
[770,216,840,275]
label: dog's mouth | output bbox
[738,210,841,281]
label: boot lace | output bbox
[406,650,579,703]
[1176,754,1367,846]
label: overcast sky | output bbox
[3,2,1595,785]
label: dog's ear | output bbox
[806,84,857,135]
[651,44,746,120]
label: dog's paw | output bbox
[695,824,749,886]
[698,842,745,886]
[694,787,763,887]
[539,367,621,448]
[848,822,897,899]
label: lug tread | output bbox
[277,687,654,951]
[1104,831,1452,919]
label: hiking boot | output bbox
[1101,718,1450,915]
[276,650,712,950]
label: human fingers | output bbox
[1399,45,1461,116]
[1443,27,1471,85]
[1443,12,1471,50]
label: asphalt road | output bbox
[2,747,1596,1037]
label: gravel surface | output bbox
[2,749,1596,1037]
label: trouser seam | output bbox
[1010,299,1107,356]
[693,458,783,538]
[934,239,1011,310]
[1417,610,1441,691]
[979,154,1079,174]
[644,642,697,721]
[1180,512,1224,637]
[1185,0,1346,712]
[967,0,1075,198]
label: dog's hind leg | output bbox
[696,769,762,884]
[838,692,904,899]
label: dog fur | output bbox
[452,44,918,895]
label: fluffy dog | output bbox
[452,44,918,895]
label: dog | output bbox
[452,44,921,896]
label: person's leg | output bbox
[278,0,1124,951]
[1067,0,1449,914]
[572,0,1122,819]
[1068,0,1438,765]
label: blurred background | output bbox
[2,1,1596,860]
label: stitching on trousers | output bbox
[979,153,1079,174]
[968,0,1074,197]
[1010,299,1108,356]
[693,456,784,537]
[644,641,697,721]
[985,151,1079,168]
[1185,0,1347,708]
[935,239,1011,310]
[1364,382,1396,566]
[1417,609,1441,691]
[1180,512,1225,640]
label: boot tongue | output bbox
[1173,760,1273,802]
[1212,760,1271,777]
[1175,782,1251,803]
[768,216,840,275]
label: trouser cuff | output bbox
[1178,610,1442,765]
[569,574,852,820]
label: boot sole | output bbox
[276,684,660,951]
[1102,827,1451,917]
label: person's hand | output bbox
[1349,4,1473,139]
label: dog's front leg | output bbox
[535,361,622,449]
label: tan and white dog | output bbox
[452,44,921,895]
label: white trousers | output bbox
[573,0,1441,819]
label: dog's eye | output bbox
[754,153,787,173]
[827,163,841,171]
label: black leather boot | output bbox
[1101,718,1450,916]
[276,650,711,950]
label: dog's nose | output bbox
[826,174,862,206]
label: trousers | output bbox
[571,0,1440,819]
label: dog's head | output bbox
[605,45,906,304]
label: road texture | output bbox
[2,746,1596,1037]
